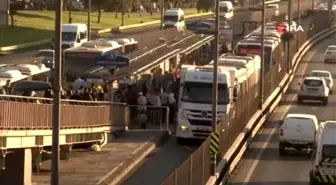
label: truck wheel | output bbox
[279,146,286,156]
[297,96,303,104]
[177,137,186,145]
[322,98,328,106]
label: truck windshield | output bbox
[322,145,336,158]
[62,32,77,42]
[182,82,229,104]
[164,15,178,22]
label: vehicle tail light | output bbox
[280,128,284,136]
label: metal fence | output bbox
[127,105,170,131]
[0,94,128,129]
[160,8,333,185]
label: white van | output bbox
[219,1,234,20]
[309,121,336,185]
[279,113,319,155]
[61,23,88,49]
[163,8,185,31]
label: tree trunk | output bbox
[10,14,14,27]
[97,8,101,23]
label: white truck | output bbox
[309,120,336,185]
[176,54,261,144]
[163,8,185,31]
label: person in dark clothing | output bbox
[142,82,148,96]
[70,90,81,100]
[67,86,74,98]
[126,85,138,118]
[81,88,93,101]
[44,89,53,98]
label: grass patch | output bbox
[0,9,199,47]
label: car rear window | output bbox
[327,47,336,51]
[304,79,323,86]
[284,117,314,127]
[310,72,330,78]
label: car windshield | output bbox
[220,7,229,12]
[304,79,323,86]
[164,15,178,22]
[62,32,77,42]
[182,82,229,104]
[310,72,330,78]
[36,51,54,57]
[327,46,336,51]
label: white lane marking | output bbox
[241,42,318,184]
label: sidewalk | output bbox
[32,130,170,185]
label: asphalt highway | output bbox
[229,34,336,185]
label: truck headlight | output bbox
[179,125,189,132]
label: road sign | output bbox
[210,132,220,155]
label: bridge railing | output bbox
[0,94,129,129]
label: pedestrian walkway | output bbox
[32,130,169,185]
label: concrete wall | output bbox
[0,0,9,26]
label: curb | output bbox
[96,130,170,185]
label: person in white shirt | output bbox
[146,89,161,106]
[137,92,147,111]
[74,77,85,90]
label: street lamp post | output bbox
[211,0,220,176]
[259,0,265,109]
[121,0,125,26]
[51,0,63,184]
[87,0,91,40]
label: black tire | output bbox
[322,98,328,106]
[279,145,286,156]
[297,96,303,104]
[176,137,186,145]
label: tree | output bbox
[9,1,25,28]
[92,0,106,23]
[197,0,213,12]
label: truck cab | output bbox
[310,120,336,185]
[61,23,88,50]
[176,66,235,143]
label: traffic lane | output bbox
[229,34,336,185]
[121,136,197,185]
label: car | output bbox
[186,20,215,32]
[309,70,333,94]
[324,45,336,63]
[279,114,319,155]
[297,76,329,105]
[35,49,55,68]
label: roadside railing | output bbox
[128,105,170,131]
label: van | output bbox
[61,23,88,49]
[279,113,319,155]
[309,121,336,185]
[163,8,185,31]
[219,1,234,20]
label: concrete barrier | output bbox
[205,24,336,185]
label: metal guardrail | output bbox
[160,9,335,185]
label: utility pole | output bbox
[259,0,265,109]
[121,0,125,26]
[287,0,293,73]
[211,0,220,176]
[160,0,164,29]
[297,0,301,51]
[87,0,91,40]
[51,0,62,184]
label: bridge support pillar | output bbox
[60,144,72,161]
[0,148,32,185]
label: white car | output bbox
[279,114,319,155]
[324,45,336,63]
[309,70,333,94]
[297,76,329,105]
